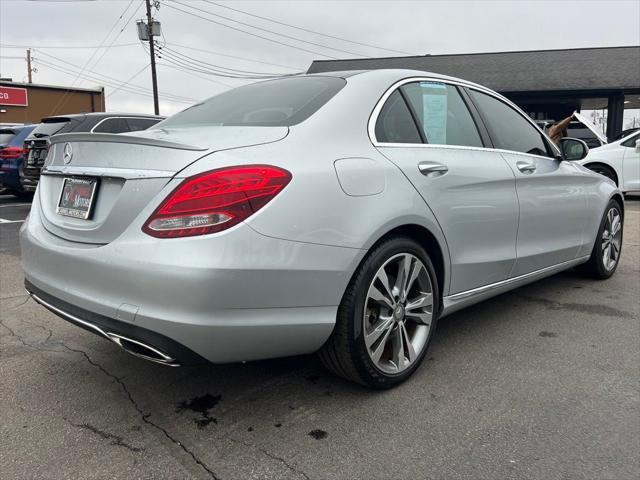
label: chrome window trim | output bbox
[368,76,561,158]
[375,141,558,163]
[90,116,160,133]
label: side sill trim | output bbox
[441,256,590,316]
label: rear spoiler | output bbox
[49,132,207,151]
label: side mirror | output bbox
[635,139,640,153]
[559,137,589,161]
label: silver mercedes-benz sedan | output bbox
[21,69,623,388]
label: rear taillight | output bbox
[142,165,292,238]
[0,147,27,159]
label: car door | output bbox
[466,88,589,276]
[621,133,640,191]
[373,80,519,295]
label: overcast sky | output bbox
[1,0,639,117]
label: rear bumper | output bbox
[20,197,364,364]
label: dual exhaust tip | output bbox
[106,332,180,367]
[28,290,180,367]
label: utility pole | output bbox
[26,49,32,83]
[145,0,159,115]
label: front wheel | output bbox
[577,199,623,279]
[319,236,440,389]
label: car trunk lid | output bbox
[38,127,288,244]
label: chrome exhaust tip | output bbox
[27,288,180,367]
[106,333,180,367]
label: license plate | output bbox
[56,177,99,220]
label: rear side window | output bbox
[158,76,346,128]
[92,118,129,133]
[374,90,422,144]
[0,130,16,144]
[126,117,160,132]
[401,82,483,147]
[469,90,552,158]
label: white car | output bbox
[579,130,640,193]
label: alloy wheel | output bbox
[363,253,434,374]
[601,207,622,271]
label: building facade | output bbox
[0,81,105,124]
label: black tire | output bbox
[319,235,440,389]
[586,164,618,186]
[576,199,623,279]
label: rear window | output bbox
[126,117,161,131]
[29,120,72,138]
[158,76,346,128]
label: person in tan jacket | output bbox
[548,112,576,145]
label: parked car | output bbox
[21,112,164,192]
[21,70,623,388]
[0,124,36,198]
[614,127,639,141]
[536,112,607,149]
[578,130,640,193]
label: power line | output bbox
[33,51,196,102]
[159,44,302,77]
[163,42,301,71]
[85,0,143,79]
[35,58,195,104]
[156,62,236,89]
[0,42,139,49]
[106,63,150,98]
[203,1,415,56]
[156,47,295,79]
[49,0,140,114]
[161,1,339,60]
[169,0,366,58]
[34,49,194,101]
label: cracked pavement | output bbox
[1,194,639,479]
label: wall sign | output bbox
[0,86,28,106]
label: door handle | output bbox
[516,160,537,174]
[418,161,448,177]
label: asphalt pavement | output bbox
[1,193,639,480]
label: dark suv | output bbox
[22,112,163,192]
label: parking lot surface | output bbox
[1,194,639,480]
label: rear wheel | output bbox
[319,236,439,389]
[577,199,623,279]
[586,164,618,185]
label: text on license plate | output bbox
[56,177,99,220]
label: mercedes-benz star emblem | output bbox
[62,143,73,164]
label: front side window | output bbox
[374,90,422,144]
[158,76,346,128]
[401,82,483,148]
[469,90,552,158]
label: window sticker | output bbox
[420,83,448,145]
